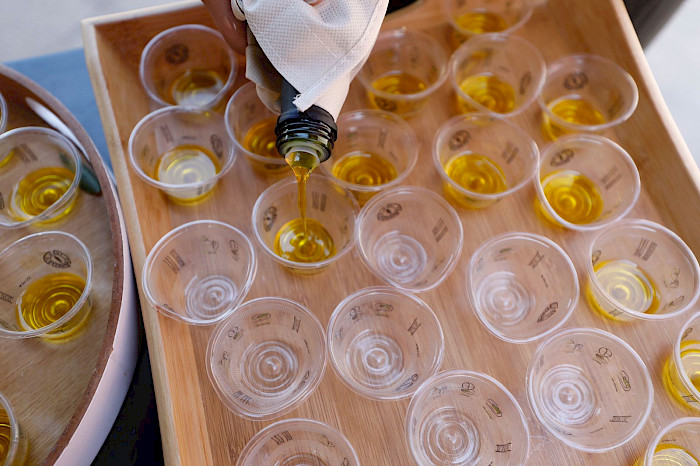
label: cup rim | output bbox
[585,219,700,320]
[127,105,237,192]
[356,27,449,101]
[326,286,445,401]
[138,23,237,109]
[537,53,639,132]
[250,175,360,270]
[432,113,540,201]
[235,418,360,465]
[141,219,257,325]
[526,326,654,453]
[0,230,93,338]
[355,185,464,292]
[643,416,700,466]
[0,90,8,134]
[448,33,546,117]
[443,0,534,37]
[206,297,327,420]
[0,126,83,229]
[534,134,641,231]
[324,109,419,193]
[405,369,531,465]
[224,82,287,167]
[0,391,22,463]
[673,310,700,401]
[467,231,579,343]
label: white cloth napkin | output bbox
[231,0,389,119]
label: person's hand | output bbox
[201,0,247,55]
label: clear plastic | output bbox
[251,175,359,273]
[0,231,92,340]
[356,186,463,292]
[142,220,256,326]
[639,417,700,465]
[448,33,546,117]
[0,127,81,228]
[0,391,28,466]
[236,418,360,465]
[538,54,639,139]
[207,298,325,420]
[321,109,419,206]
[406,370,530,465]
[585,219,700,321]
[467,232,579,343]
[327,286,444,400]
[357,27,449,118]
[527,327,654,452]
[534,134,640,230]
[662,311,700,411]
[138,24,237,110]
[443,0,533,44]
[128,106,236,203]
[433,113,539,208]
[224,82,287,174]
[0,90,8,135]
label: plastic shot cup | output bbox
[320,109,419,206]
[0,127,81,228]
[637,417,700,465]
[327,286,445,401]
[534,134,640,231]
[662,311,700,411]
[443,0,534,45]
[0,231,92,341]
[0,391,28,466]
[433,113,538,209]
[538,54,639,140]
[128,106,236,204]
[224,82,288,175]
[139,24,237,110]
[251,175,359,274]
[356,186,463,292]
[406,370,530,465]
[527,327,653,453]
[448,33,546,117]
[585,219,700,322]
[0,90,8,135]
[142,220,256,326]
[356,28,449,118]
[467,232,579,344]
[236,418,360,466]
[206,298,326,420]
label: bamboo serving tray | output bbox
[83,0,700,464]
[0,65,136,465]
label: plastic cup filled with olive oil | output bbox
[433,113,539,208]
[0,231,92,341]
[662,311,700,411]
[448,33,546,118]
[0,391,28,466]
[534,134,640,231]
[538,54,638,140]
[128,106,236,203]
[585,219,700,322]
[443,0,534,46]
[321,109,418,206]
[225,82,288,175]
[637,417,700,465]
[139,24,237,110]
[357,28,449,118]
[0,127,82,229]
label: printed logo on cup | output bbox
[377,202,402,221]
[165,44,189,64]
[564,71,588,90]
[44,249,71,268]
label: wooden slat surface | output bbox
[83,1,700,464]
[0,66,125,464]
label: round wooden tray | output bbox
[0,64,137,465]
